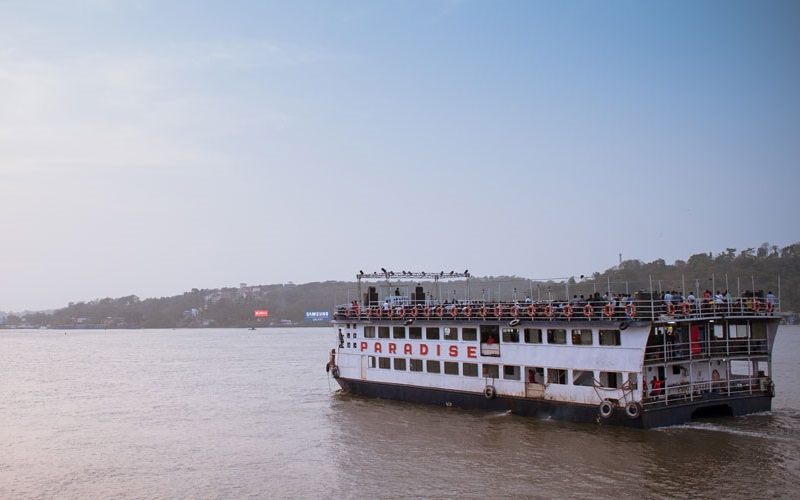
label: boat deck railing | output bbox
[333,297,779,323]
[642,375,773,408]
[644,338,769,364]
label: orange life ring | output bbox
[464,305,473,318]
[544,305,554,318]
[603,303,614,318]
[450,306,459,318]
[411,305,419,318]
[625,303,636,318]
[494,304,503,318]
[527,304,536,318]
[682,302,692,315]
[583,303,593,318]
[435,305,444,318]
[480,305,488,318]
[563,304,573,318]
[511,305,520,318]
[398,306,405,319]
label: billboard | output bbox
[304,311,330,322]
[254,309,269,318]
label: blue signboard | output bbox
[305,311,330,322]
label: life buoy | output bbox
[511,305,520,318]
[411,305,419,318]
[494,304,503,318]
[480,305,488,318]
[583,303,593,318]
[527,304,536,318]
[435,305,444,318]
[682,302,692,315]
[625,402,641,419]
[376,307,383,319]
[562,304,573,318]
[483,385,496,400]
[603,303,614,318]
[331,366,340,378]
[464,306,473,318]
[509,318,521,327]
[450,306,459,318]
[544,305,554,318]
[599,399,614,419]
[753,299,762,312]
[398,307,406,319]
[625,303,636,319]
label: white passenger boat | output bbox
[326,271,779,428]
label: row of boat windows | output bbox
[366,356,636,389]
[361,325,622,346]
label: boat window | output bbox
[571,329,592,346]
[526,367,544,384]
[378,326,390,339]
[503,365,520,380]
[547,368,567,384]
[346,342,351,348]
[378,357,391,369]
[572,370,594,386]
[524,328,542,344]
[547,329,567,345]
[480,325,500,343]
[409,327,422,339]
[393,358,407,371]
[462,363,479,377]
[599,329,621,346]
[713,324,724,339]
[502,328,519,343]
[444,362,459,375]
[368,356,376,368]
[393,326,406,339]
[426,327,440,340]
[462,328,478,341]
[599,371,622,388]
[730,323,749,339]
[443,327,458,341]
[426,360,441,373]
[482,364,499,379]
[410,359,423,372]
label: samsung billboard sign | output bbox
[304,311,330,322]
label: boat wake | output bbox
[657,422,770,439]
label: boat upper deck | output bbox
[334,296,779,323]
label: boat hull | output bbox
[334,377,771,429]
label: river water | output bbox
[1,326,798,499]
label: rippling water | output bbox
[1,326,798,498]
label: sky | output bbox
[1,0,798,311]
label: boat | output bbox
[326,271,780,428]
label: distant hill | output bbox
[2,241,797,329]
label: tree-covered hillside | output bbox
[2,241,797,328]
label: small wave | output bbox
[485,410,513,418]
[656,422,769,438]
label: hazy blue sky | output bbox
[1,1,798,311]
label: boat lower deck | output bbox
[334,377,771,429]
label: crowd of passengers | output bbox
[336,288,776,319]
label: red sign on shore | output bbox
[254,310,269,318]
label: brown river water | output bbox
[1,326,798,499]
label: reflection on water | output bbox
[1,326,798,498]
